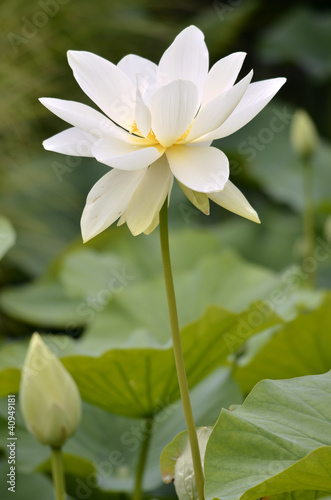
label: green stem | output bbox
[159,200,205,500]
[133,418,154,500]
[51,447,66,500]
[302,157,316,288]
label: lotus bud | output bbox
[290,109,319,160]
[161,426,212,500]
[324,215,331,244]
[20,332,81,447]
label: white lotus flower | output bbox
[40,26,286,241]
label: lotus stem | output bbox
[132,417,154,500]
[159,199,205,500]
[51,447,66,500]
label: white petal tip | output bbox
[277,77,287,88]
[39,97,59,109]
[39,97,49,106]
[67,50,78,60]
[67,50,87,66]
[81,221,94,244]
[188,25,203,32]
[249,210,260,224]
[81,233,91,244]
[128,228,140,237]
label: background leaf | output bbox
[233,292,331,393]
[0,302,278,416]
[257,6,331,81]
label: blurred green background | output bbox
[1,0,331,499]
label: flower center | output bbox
[130,121,157,141]
[129,121,193,146]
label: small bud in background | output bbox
[20,332,82,447]
[161,426,212,500]
[324,215,331,245]
[290,109,319,160]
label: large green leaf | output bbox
[233,291,331,393]
[0,368,242,495]
[63,302,278,417]
[204,371,331,500]
[0,301,277,416]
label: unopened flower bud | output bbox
[290,109,319,160]
[20,332,81,447]
[324,215,331,245]
[161,427,212,500]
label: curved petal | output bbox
[81,168,147,242]
[201,52,246,107]
[178,182,210,214]
[117,212,126,227]
[187,71,253,142]
[125,156,173,236]
[91,137,164,170]
[43,127,94,156]
[117,54,158,102]
[149,80,199,147]
[134,80,152,138]
[117,192,173,232]
[144,176,174,235]
[208,180,260,223]
[67,51,135,130]
[143,212,160,235]
[196,77,287,142]
[166,145,229,193]
[158,26,209,101]
[117,54,157,83]
[39,98,143,145]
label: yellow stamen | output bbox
[176,122,193,143]
[129,120,193,145]
[129,120,140,135]
[147,129,157,141]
